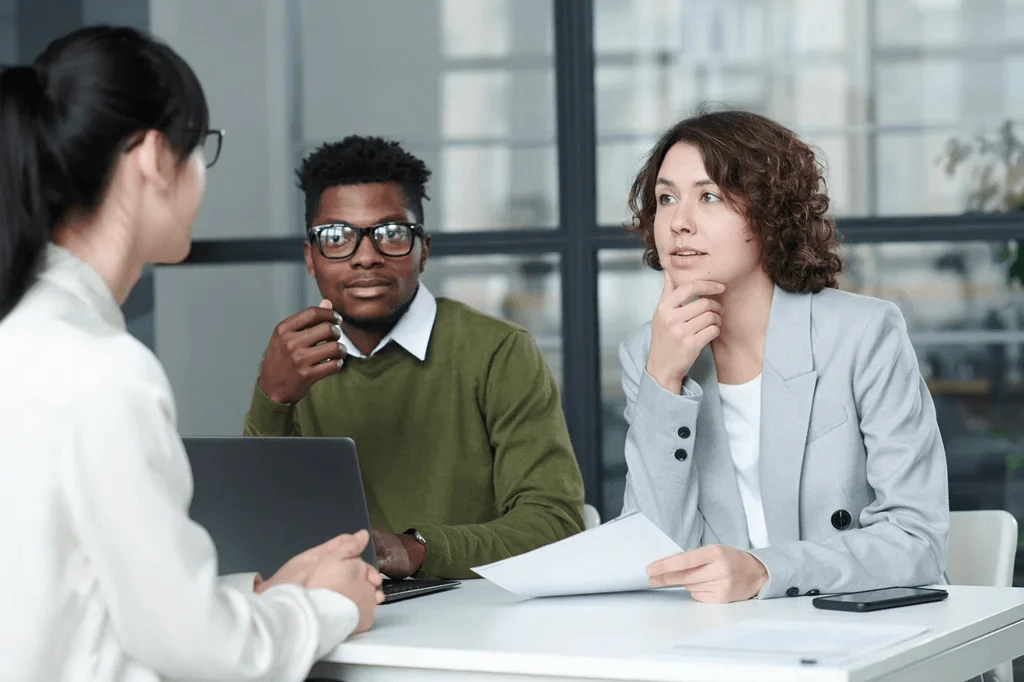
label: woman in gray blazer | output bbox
[619,109,949,603]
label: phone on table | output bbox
[812,587,948,613]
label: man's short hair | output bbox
[296,135,432,228]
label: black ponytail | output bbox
[0,66,51,319]
[0,26,210,318]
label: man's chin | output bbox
[342,314,399,332]
[335,286,418,332]
[337,303,407,332]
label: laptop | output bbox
[183,436,460,604]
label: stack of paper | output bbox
[472,512,682,598]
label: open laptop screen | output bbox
[183,436,375,578]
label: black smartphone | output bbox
[812,587,948,612]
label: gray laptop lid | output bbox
[183,436,376,578]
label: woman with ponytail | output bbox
[0,26,381,682]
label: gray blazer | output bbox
[619,285,949,599]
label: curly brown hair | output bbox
[626,109,842,293]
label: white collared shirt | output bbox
[0,245,358,682]
[339,284,437,361]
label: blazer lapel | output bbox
[688,348,750,548]
[759,286,817,546]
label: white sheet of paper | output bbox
[471,512,682,598]
[650,619,930,666]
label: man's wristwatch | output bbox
[404,528,427,548]
[404,528,428,578]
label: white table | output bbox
[311,581,1024,682]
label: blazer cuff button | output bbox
[831,509,852,530]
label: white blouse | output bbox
[717,375,769,549]
[0,245,358,682]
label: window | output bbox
[594,0,1024,223]
[300,0,558,231]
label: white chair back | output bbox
[947,510,1018,587]
[947,510,1018,682]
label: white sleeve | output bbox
[219,573,261,593]
[62,372,359,682]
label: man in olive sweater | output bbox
[244,136,585,580]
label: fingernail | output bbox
[332,324,342,337]
[334,312,343,322]
[338,341,347,352]
[337,358,345,369]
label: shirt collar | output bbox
[339,284,437,362]
[40,243,125,331]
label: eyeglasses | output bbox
[199,129,225,168]
[307,222,426,260]
[122,128,225,168]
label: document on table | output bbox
[471,511,682,599]
[649,619,931,666]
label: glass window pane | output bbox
[596,142,650,228]
[594,0,1024,221]
[793,65,850,129]
[791,0,847,52]
[877,0,983,47]
[596,64,684,136]
[875,132,963,215]
[594,0,862,224]
[1005,56,1024,117]
[301,0,556,232]
[598,244,1024,586]
[597,251,662,515]
[441,146,558,230]
[444,71,514,139]
[155,264,309,436]
[1011,0,1024,41]
[443,69,556,140]
[146,1,305,239]
[442,0,553,57]
[876,60,963,126]
[594,0,683,54]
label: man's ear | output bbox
[418,234,430,274]
[303,240,316,278]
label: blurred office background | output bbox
[6,0,1024,592]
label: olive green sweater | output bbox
[243,299,585,578]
